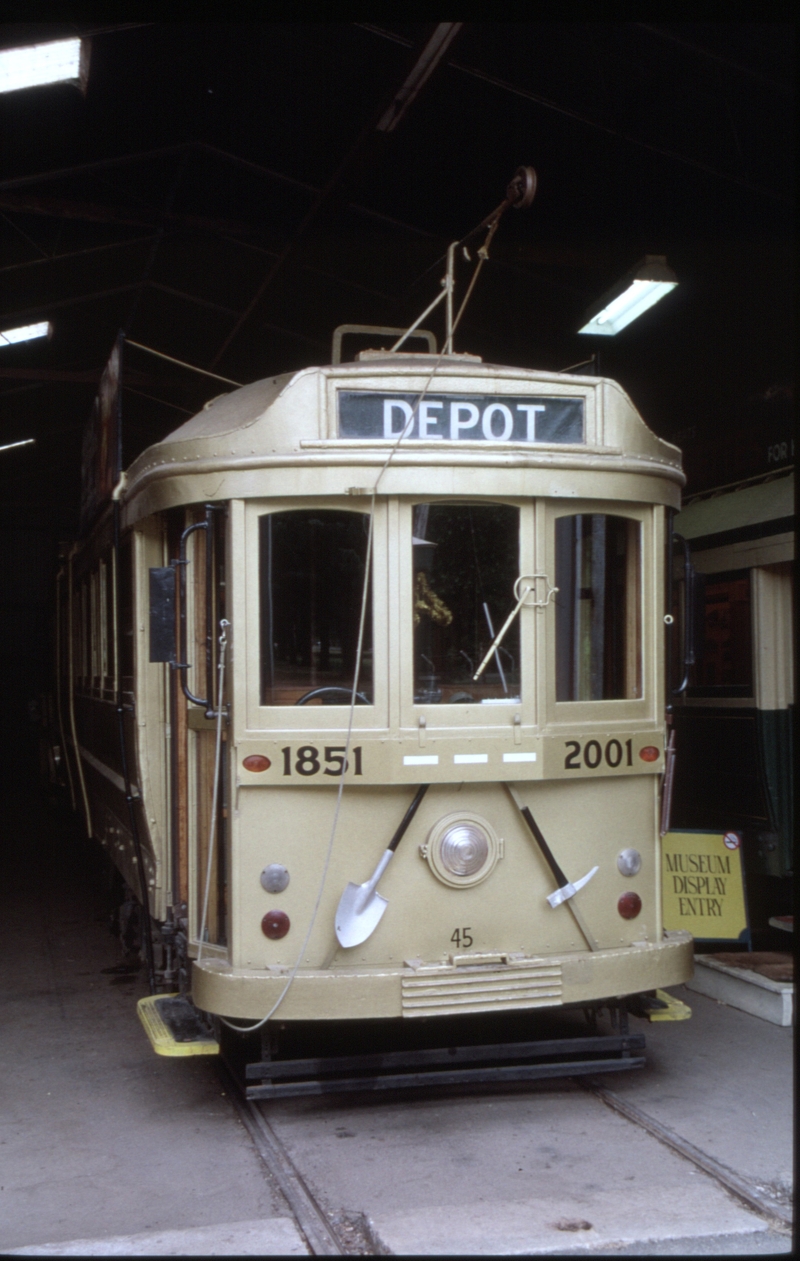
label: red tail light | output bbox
[639,746,659,762]
[262,910,290,939]
[243,754,271,772]
[618,892,642,919]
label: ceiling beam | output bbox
[209,24,463,369]
[359,24,790,204]
[0,235,159,275]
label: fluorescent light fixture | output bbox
[0,38,90,96]
[0,321,53,347]
[0,438,35,453]
[579,256,678,336]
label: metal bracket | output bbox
[517,573,559,609]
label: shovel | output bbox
[335,784,429,948]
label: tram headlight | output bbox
[441,823,489,876]
[617,848,642,877]
[423,813,500,888]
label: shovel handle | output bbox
[388,783,429,852]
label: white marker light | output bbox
[579,256,678,336]
[0,321,52,347]
[0,39,89,95]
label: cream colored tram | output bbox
[59,347,693,1031]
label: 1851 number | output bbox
[564,738,633,771]
[281,745,363,777]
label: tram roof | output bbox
[121,353,685,521]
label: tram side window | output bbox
[686,572,752,697]
[555,514,641,701]
[412,503,520,704]
[260,510,373,706]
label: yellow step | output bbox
[648,989,692,1022]
[137,993,220,1056]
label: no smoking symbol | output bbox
[723,832,740,850]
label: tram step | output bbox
[137,993,220,1057]
[626,989,692,1022]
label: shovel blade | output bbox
[335,881,389,948]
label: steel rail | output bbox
[216,1060,344,1255]
[584,1079,793,1228]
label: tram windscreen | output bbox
[555,514,641,701]
[412,503,520,704]
[260,510,373,705]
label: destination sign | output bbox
[337,391,584,444]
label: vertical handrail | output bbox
[54,566,76,811]
[174,505,223,715]
[66,551,92,838]
[114,497,157,993]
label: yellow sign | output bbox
[662,830,747,940]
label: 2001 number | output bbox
[564,738,633,770]
[281,745,363,777]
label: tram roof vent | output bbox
[355,349,483,363]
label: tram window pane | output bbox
[412,503,520,704]
[555,515,641,701]
[260,510,373,706]
[686,572,752,697]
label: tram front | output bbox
[124,352,693,1025]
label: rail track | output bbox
[218,1056,792,1256]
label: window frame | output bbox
[241,498,389,734]
[545,499,654,726]
[398,497,536,732]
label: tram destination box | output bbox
[337,391,584,443]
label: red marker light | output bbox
[261,910,290,939]
[243,755,271,772]
[639,746,659,762]
[618,892,642,919]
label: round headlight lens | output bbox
[440,823,489,877]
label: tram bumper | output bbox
[192,931,693,1022]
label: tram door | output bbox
[165,507,228,954]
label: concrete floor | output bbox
[0,784,298,1254]
[0,776,794,1256]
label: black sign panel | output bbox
[149,567,176,663]
[337,391,584,444]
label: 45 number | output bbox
[451,927,473,949]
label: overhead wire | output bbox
[218,209,504,1034]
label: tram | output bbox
[55,329,694,1039]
